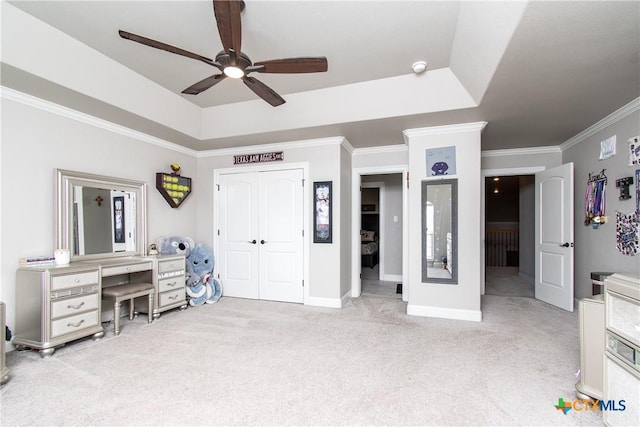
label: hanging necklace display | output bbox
[584,169,608,229]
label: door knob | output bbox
[260,240,266,244]
[248,240,257,244]
[560,242,574,247]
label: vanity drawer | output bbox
[102,262,152,277]
[159,289,185,308]
[51,310,99,338]
[158,259,185,274]
[51,271,99,291]
[51,293,99,319]
[158,276,185,293]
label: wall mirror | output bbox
[421,178,458,284]
[56,169,147,261]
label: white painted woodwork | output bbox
[535,162,574,311]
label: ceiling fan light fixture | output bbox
[223,66,245,79]
[412,60,428,74]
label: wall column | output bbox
[403,122,487,321]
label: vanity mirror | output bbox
[421,178,458,284]
[55,169,147,261]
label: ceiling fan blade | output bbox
[119,30,215,66]
[243,76,285,107]
[213,0,242,64]
[182,74,226,95]
[254,57,328,74]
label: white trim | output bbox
[402,121,488,143]
[481,166,545,177]
[560,97,640,151]
[481,146,561,158]
[353,144,408,156]
[198,136,347,158]
[212,162,310,305]
[305,295,343,309]
[407,304,482,322]
[0,86,198,156]
[381,274,403,282]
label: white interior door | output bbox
[218,173,260,299]
[218,169,303,303]
[535,162,574,311]
[259,170,303,303]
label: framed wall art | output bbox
[426,146,457,176]
[112,196,125,243]
[313,181,332,243]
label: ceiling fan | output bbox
[119,0,328,107]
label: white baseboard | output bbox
[305,295,343,308]
[381,273,402,282]
[407,304,482,322]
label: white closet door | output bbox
[218,169,303,303]
[259,169,303,303]
[218,173,260,299]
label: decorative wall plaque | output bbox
[156,173,192,208]
[233,151,284,165]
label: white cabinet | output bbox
[13,265,104,357]
[575,294,604,400]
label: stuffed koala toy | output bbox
[185,244,222,306]
[156,236,195,257]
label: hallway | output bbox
[485,266,534,298]
[361,264,401,299]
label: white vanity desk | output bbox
[13,255,186,357]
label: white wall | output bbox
[340,145,352,299]
[405,123,486,321]
[0,96,197,339]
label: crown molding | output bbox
[1,86,198,156]
[481,145,561,158]
[402,121,488,143]
[353,144,408,156]
[560,97,640,152]
[197,136,348,158]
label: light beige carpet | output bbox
[1,294,602,426]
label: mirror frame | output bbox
[55,169,147,261]
[421,178,458,284]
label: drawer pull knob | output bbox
[74,278,81,283]
[126,267,131,271]
[169,295,178,300]
[167,282,177,287]
[67,319,85,328]
[68,302,85,310]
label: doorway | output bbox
[484,174,535,297]
[352,170,407,300]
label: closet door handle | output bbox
[260,240,267,244]
[560,242,574,248]
[248,240,257,244]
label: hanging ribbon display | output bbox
[584,169,608,228]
